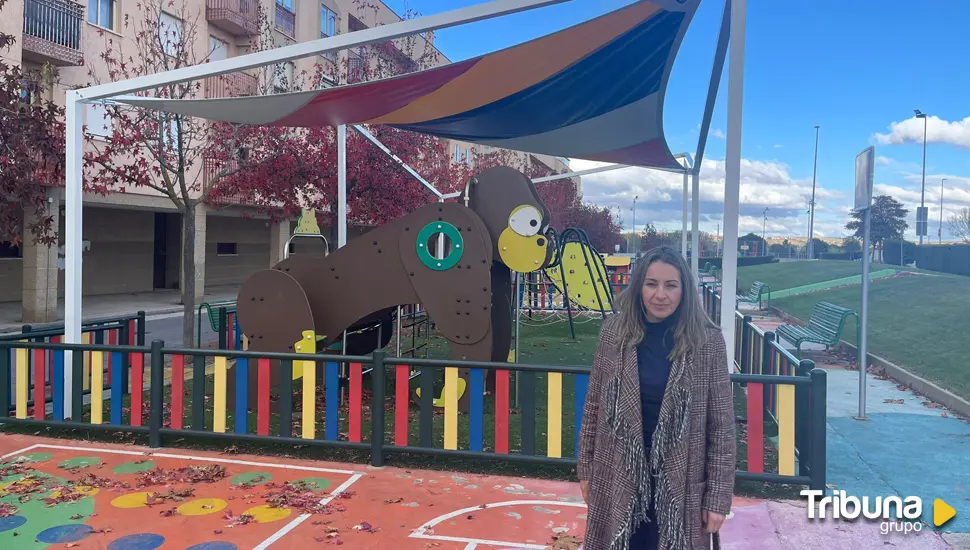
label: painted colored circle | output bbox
[293,477,331,491]
[59,456,102,470]
[106,533,165,550]
[113,460,156,474]
[242,504,292,523]
[36,524,94,543]
[177,498,228,516]
[230,472,272,486]
[111,491,154,508]
[186,543,238,550]
[50,485,100,499]
[416,221,463,271]
[2,452,53,465]
[0,515,27,532]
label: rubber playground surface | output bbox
[0,434,959,549]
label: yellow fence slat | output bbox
[91,352,103,424]
[777,383,795,476]
[296,331,316,440]
[444,367,458,450]
[547,372,562,458]
[214,356,227,433]
[15,348,27,419]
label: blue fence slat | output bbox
[53,350,64,421]
[235,358,248,433]
[469,368,484,452]
[110,351,123,424]
[325,362,339,440]
[574,373,589,458]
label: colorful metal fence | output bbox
[0,331,826,490]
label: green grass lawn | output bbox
[6,313,792,498]
[737,260,918,292]
[773,274,970,400]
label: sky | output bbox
[382,0,970,241]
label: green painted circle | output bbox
[113,460,156,474]
[58,457,101,470]
[0,470,94,548]
[1,452,53,467]
[292,477,331,491]
[416,222,464,271]
[230,472,272,486]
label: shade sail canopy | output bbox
[113,0,699,170]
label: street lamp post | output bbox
[631,195,638,252]
[808,125,819,259]
[915,109,928,245]
[940,178,947,244]
[762,207,768,251]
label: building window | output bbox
[216,243,238,256]
[0,242,22,259]
[321,5,336,37]
[88,0,116,30]
[277,0,294,10]
[159,11,183,57]
[84,103,112,138]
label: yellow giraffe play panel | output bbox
[545,241,613,311]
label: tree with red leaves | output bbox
[0,0,65,248]
[82,0,293,346]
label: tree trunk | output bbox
[182,204,197,348]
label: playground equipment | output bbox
[234,166,555,411]
[540,228,615,338]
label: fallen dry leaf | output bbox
[384,497,403,504]
[883,399,904,404]
[550,532,583,550]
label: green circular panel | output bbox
[58,457,101,470]
[230,472,273,486]
[416,222,464,271]
[292,477,332,491]
[113,460,156,475]
[1,452,53,467]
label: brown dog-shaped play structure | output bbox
[233,166,554,412]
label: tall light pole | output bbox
[762,207,768,250]
[940,178,947,244]
[808,125,819,259]
[631,195,638,252]
[915,109,928,245]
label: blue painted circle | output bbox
[186,543,238,550]
[0,515,27,532]
[36,524,94,543]
[107,533,165,550]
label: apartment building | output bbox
[0,0,578,323]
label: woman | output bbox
[578,246,736,550]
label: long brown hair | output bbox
[614,246,717,360]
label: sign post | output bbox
[854,146,875,420]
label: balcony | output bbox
[204,72,257,99]
[274,3,295,38]
[22,0,83,66]
[204,157,256,206]
[206,0,257,36]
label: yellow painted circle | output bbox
[111,491,154,509]
[242,504,292,523]
[177,498,228,516]
[50,485,100,499]
[499,228,547,273]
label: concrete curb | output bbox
[766,306,970,420]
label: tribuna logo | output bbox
[801,489,924,534]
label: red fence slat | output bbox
[349,362,362,442]
[170,354,183,429]
[131,352,144,427]
[747,382,764,473]
[395,364,409,446]
[33,349,45,420]
[257,358,270,436]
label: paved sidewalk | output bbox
[0,285,240,333]
[748,308,970,548]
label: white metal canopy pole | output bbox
[63,91,84,416]
[691,171,700,281]
[720,0,746,369]
[682,168,689,258]
[338,124,348,248]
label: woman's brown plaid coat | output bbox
[577,314,736,550]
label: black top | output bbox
[636,309,677,449]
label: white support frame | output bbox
[61,0,570,415]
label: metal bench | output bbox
[196,300,236,346]
[737,281,770,310]
[775,301,858,358]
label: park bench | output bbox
[775,301,858,358]
[737,281,770,310]
[196,300,236,346]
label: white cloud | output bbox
[570,157,845,237]
[710,128,726,139]
[876,155,895,166]
[873,115,970,149]
[773,144,783,149]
